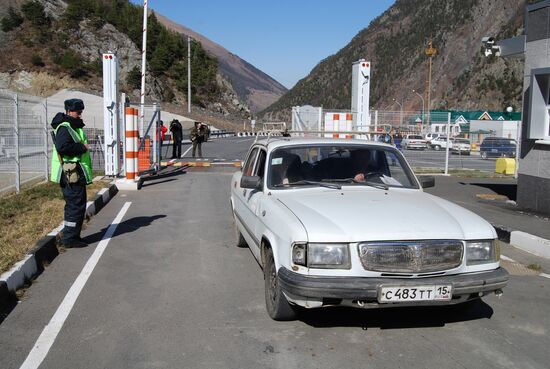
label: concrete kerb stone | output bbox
[491,223,550,259]
[0,183,119,313]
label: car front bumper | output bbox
[278,267,509,306]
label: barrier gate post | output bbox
[115,107,140,190]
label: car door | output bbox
[249,149,267,259]
[234,147,265,257]
[233,147,259,243]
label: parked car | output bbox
[479,137,517,159]
[401,134,427,150]
[425,133,443,143]
[451,138,472,155]
[429,136,454,151]
[230,137,508,320]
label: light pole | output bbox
[393,98,403,127]
[187,35,192,113]
[412,89,425,133]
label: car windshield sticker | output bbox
[381,175,402,186]
[271,157,283,165]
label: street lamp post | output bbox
[187,35,192,114]
[393,98,403,127]
[412,89,425,133]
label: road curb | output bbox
[492,223,550,259]
[0,183,118,313]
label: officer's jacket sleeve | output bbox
[55,126,87,157]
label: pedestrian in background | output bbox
[190,121,204,158]
[158,120,167,159]
[169,119,183,158]
[50,98,92,248]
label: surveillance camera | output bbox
[481,36,495,46]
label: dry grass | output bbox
[0,180,108,274]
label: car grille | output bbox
[358,240,463,273]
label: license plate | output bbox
[378,285,452,303]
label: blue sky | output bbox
[131,0,395,89]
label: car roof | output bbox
[252,136,395,151]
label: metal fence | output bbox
[287,107,516,175]
[0,90,105,195]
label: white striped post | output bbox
[125,107,138,180]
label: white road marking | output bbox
[540,273,550,280]
[182,146,192,157]
[19,202,132,369]
[500,255,516,262]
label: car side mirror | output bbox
[419,175,435,189]
[241,175,263,190]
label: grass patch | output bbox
[0,180,108,274]
[527,264,542,272]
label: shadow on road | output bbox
[83,215,167,244]
[298,299,493,329]
[462,182,517,201]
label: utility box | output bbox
[495,158,516,174]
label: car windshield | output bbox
[268,144,418,189]
[455,139,470,144]
[409,135,423,139]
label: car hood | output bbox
[275,188,495,242]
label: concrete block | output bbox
[510,231,550,259]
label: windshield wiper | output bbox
[322,178,389,190]
[273,180,341,189]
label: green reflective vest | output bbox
[50,122,93,185]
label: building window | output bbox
[528,68,550,141]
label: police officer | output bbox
[50,98,92,248]
[169,119,183,158]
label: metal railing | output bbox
[0,90,105,195]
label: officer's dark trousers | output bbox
[172,134,182,158]
[60,178,87,245]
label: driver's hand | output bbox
[354,173,365,182]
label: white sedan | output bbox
[230,137,508,320]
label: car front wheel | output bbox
[264,247,297,321]
[481,151,487,159]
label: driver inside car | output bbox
[351,149,372,182]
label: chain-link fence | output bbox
[0,90,106,195]
[287,107,514,174]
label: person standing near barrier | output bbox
[50,98,92,248]
[169,119,183,158]
[190,121,204,158]
[157,120,167,159]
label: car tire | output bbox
[233,213,248,248]
[434,145,441,151]
[480,152,487,160]
[264,247,297,321]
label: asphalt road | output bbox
[1,137,548,369]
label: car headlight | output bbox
[292,243,350,269]
[466,240,498,265]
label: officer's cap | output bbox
[64,98,85,111]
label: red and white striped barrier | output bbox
[324,113,353,138]
[125,107,139,180]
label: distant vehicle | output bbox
[451,138,471,155]
[429,136,454,151]
[425,133,443,143]
[401,134,427,150]
[479,137,517,159]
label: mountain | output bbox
[155,13,287,114]
[261,0,525,121]
[0,0,286,122]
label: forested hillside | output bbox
[0,0,249,118]
[261,0,525,121]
